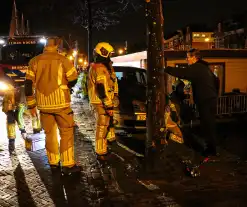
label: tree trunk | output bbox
[145,0,166,157]
[87,0,93,63]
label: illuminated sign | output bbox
[11,66,28,70]
[6,73,17,77]
[8,40,38,45]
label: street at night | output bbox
[0,97,246,206]
[1,0,247,206]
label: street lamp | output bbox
[39,38,47,44]
[79,58,83,63]
[72,50,78,57]
[118,49,124,55]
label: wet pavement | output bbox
[0,97,247,206]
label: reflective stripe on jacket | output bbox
[25,46,78,112]
[88,63,118,107]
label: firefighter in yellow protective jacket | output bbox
[0,78,25,152]
[88,42,119,160]
[0,74,41,153]
[24,38,81,175]
[162,80,186,144]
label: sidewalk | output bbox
[0,97,246,206]
[117,114,247,206]
[0,98,180,207]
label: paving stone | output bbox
[2,97,246,206]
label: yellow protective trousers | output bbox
[94,105,116,155]
[40,107,75,167]
[6,104,42,139]
[164,103,184,144]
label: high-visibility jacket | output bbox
[25,46,78,112]
[88,63,118,107]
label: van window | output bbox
[115,70,146,86]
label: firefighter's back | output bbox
[29,49,73,112]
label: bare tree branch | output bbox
[73,0,133,30]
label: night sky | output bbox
[1,0,247,53]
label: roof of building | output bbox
[112,49,247,63]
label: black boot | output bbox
[107,140,117,152]
[50,163,61,173]
[96,153,110,167]
[61,164,82,176]
[8,139,15,153]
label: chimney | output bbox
[9,0,18,37]
[14,0,19,35]
[26,20,30,35]
[21,13,25,35]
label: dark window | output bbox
[115,70,147,86]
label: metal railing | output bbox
[217,95,247,115]
[184,94,247,116]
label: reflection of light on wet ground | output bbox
[0,107,54,205]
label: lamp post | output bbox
[73,40,78,69]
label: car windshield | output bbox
[0,44,44,63]
[115,69,147,86]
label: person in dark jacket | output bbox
[164,48,218,157]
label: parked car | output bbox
[113,66,147,132]
[113,66,194,132]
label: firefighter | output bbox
[0,75,26,153]
[88,42,119,160]
[24,37,81,175]
[2,67,42,134]
[163,79,186,144]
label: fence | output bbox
[184,94,247,116]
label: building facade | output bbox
[164,26,214,50]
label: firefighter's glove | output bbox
[105,107,114,116]
[113,95,120,108]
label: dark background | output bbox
[1,0,247,52]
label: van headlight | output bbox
[0,82,9,91]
